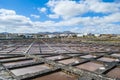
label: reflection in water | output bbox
[98,57,116,62]
[3,60,34,66]
[11,65,49,76]
[33,72,77,80]
[81,55,96,58]
[76,62,103,71]
[0,57,26,61]
[46,56,64,60]
[111,54,120,57]
[0,55,6,58]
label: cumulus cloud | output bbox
[47,0,120,19]
[0,8,16,15]
[74,24,120,34]
[45,0,120,33]
[0,0,120,34]
[85,0,120,13]
[0,8,33,33]
[0,8,59,33]
[47,0,88,19]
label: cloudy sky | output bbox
[0,0,120,33]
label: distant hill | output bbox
[38,31,75,34]
[62,31,75,34]
[0,32,9,34]
[38,32,51,34]
[0,31,75,35]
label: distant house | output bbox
[33,34,48,38]
[48,34,56,38]
[0,33,19,39]
[67,34,76,38]
[94,34,100,37]
[8,34,19,39]
[24,34,34,38]
[60,34,68,38]
[76,33,84,37]
[83,33,89,36]
[0,34,6,39]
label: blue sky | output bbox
[0,0,120,33]
[0,0,48,20]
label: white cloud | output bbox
[0,8,59,33]
[47,0,88,19]
[0,1,120,34]
[75,24,120,34]
[0,9,33,33]
[37,7,47,13]
[48,14,59,19]
[103,12,120,23]
[0,8,16,16]
[47,0,120,19]
[30,14,40,18]
[85,0,120,13]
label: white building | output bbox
[48,34,56,38]
[76,33,84,37]
[60,34,68,37]
[94,34,100,37]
